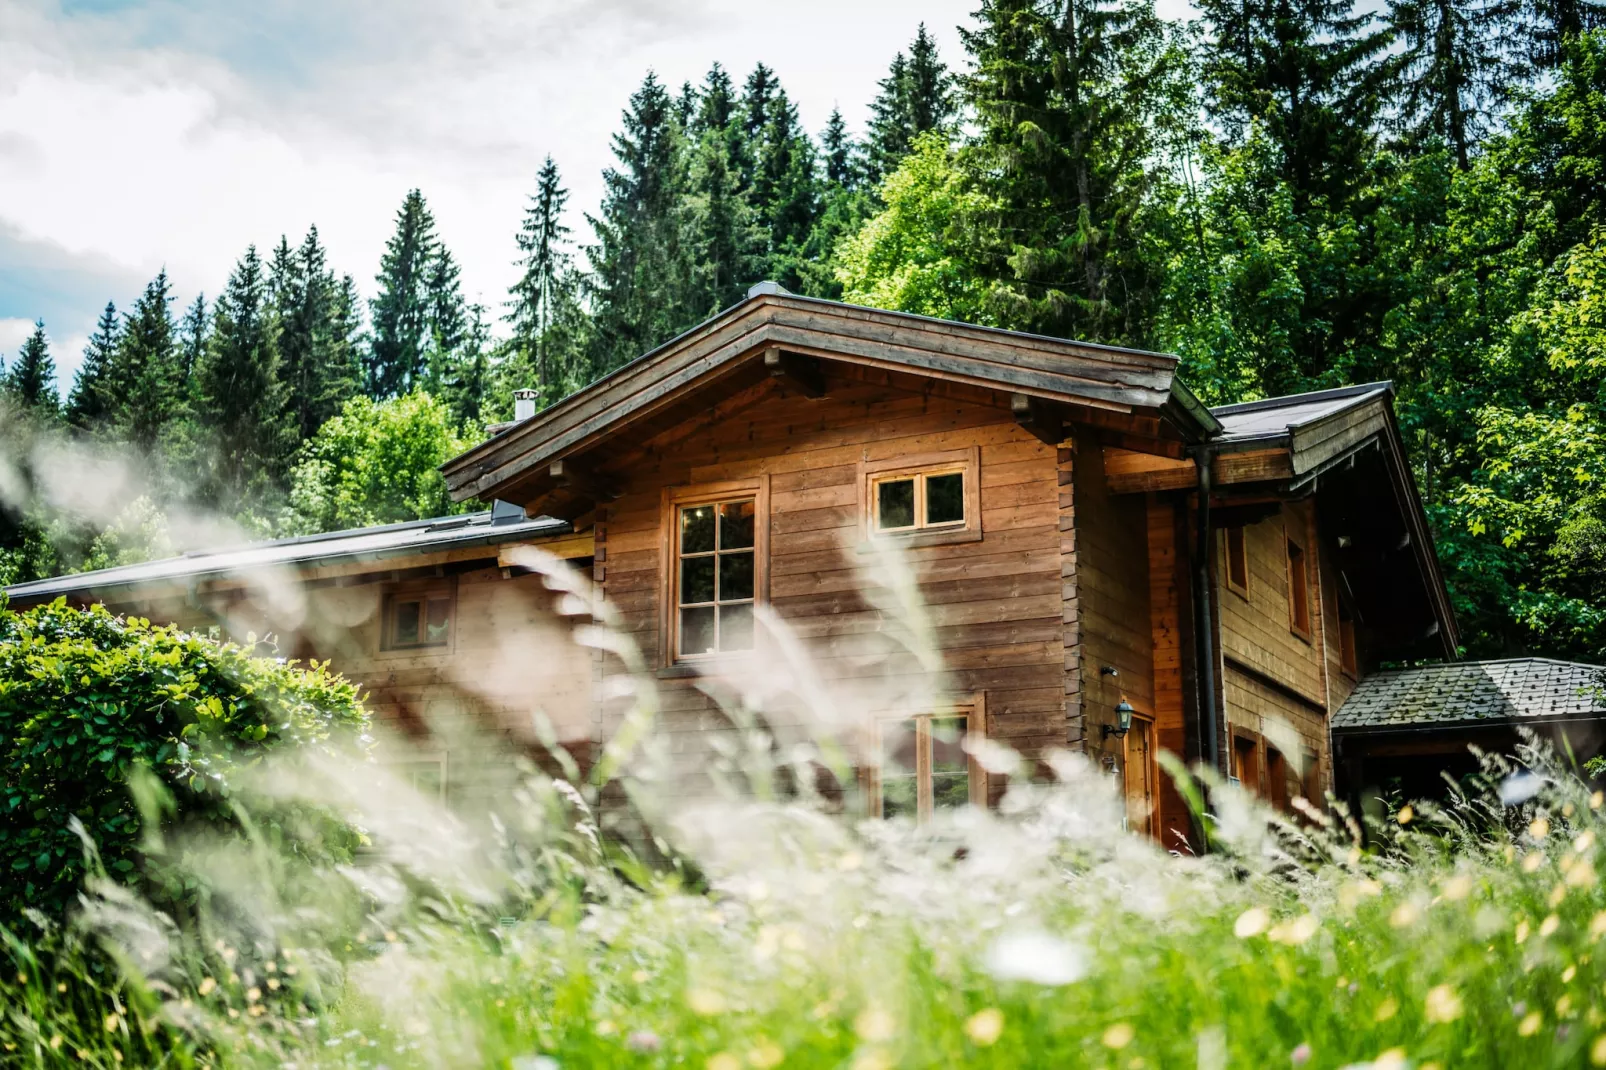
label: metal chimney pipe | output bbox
[513,388,538,422]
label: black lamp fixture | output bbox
[1104,698,1135,739]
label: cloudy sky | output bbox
[0,0,1200,389]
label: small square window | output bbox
[384,591,453,650]
[872,470,967,533]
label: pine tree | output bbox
[4,321,57,415]
[424,243,468,391]
[274,227,360,443]
[1524,0,1606,68]
[65,302,119,430]
[867,25,959,184]
[111,270,182,451]
[821,107,861,189]
[368,190,440,398]
[1389,0,1519,167]
[1200,0,1396,210]
[585,71,694,374]
[752,87,822,287]
[509,156,583,401]
[178,294,207,387]
[686,120,766,315]
[197,246,288,505]
[960,0,1180,343]
[738,64,780,192]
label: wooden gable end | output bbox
[442,293,1195,508]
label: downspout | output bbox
[1192,447,1222,777]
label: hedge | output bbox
[0,597,369,923]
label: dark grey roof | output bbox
[1333,659,1606,731]
[1212,382,1392,444]
[3,505,570,604]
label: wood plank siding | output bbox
[580,368,1065,799]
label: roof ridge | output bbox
[1210,381,1393,417]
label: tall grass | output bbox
[3,544,1605,1069]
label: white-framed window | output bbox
[865,697,987,821]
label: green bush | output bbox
[0,597,369,924]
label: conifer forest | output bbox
[4,5,1606,667]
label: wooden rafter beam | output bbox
[1011,393,1063,446]
[763,347,826,398]
[549,458,620,502]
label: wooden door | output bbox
[1124,715,1157,837]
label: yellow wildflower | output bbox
[1424,985,1463,1023]
[1374,998,1398,1022]
[707,1053,741,1070]
[855,1006,896,1043]
[965,1008,1005,1047]
[1102,1023,1135,1050]
[748,1040,785,1069]
[1519,1012,1543,1037]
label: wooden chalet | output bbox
[437,283,1460,846]
[3,284,1477,843]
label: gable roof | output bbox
[442,287,1216,504]
[1332,658,1606,732]
[2,506,569,606]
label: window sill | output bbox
[656,655,755,679]
[857,528,983,551]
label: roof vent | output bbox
[490,499,528,526]
[746,280,791,300]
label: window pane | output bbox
[925,473,965,525]
[720,602,754,651]
[880,720,919,819]
[719,551,755,601]
[877,479,915,529]
[680,505,716,554]
[425,598,452,644]
[931,716,971,810]
[680,606,717,656]
[719,500,755,549]
[393,600,421,646]
[680,556,716,605]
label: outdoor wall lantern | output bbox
[1104,698,1135,739]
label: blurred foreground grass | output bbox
[4,744,1606,1070]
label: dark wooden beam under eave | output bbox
[549,458,620,504]
[763,347,826,398]
[1011,393,1063,446]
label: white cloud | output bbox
[0,0,977,354]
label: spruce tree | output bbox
[1389,0,1519,167]
[692,64,739,138]
[368,190,440,398]
[867,25,959,184]
[424,243,468,390]
[585,71,694,374]
[111,270,182,451]
[960,0,1179,343]
[197,246,288,505]
[274,227,359,443]
[821,107,861,189]
[4,321,57,415]
[1524,0,1606,68]
[178,294,207,387]
[686,119,766,315]
[1200,0,1395,210]
[65,301,119,430]
[509,156,583,401]
[752,87,822,288]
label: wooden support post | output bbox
[1012,392,1063,446]
[549,458,620,502]
[764,348,826,398]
